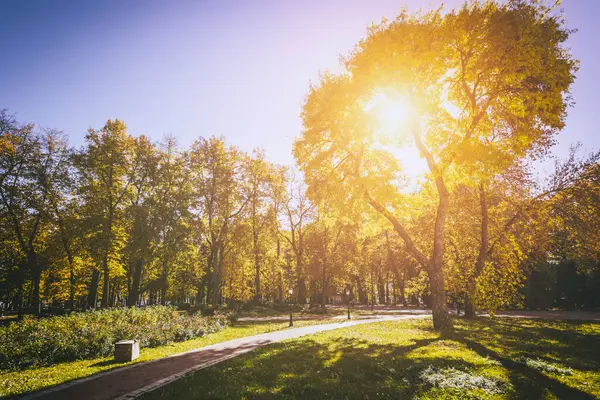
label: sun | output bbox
[364,91,414,136]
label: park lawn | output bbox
[0,318,340,398]
[142,317,600,400]
[238,307,346,319]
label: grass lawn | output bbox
[0,318,340,398]
[141,317,600,400]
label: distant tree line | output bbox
[0,112,423,315]
[1,110,598,318]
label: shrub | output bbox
[0,306,236,371]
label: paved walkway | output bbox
[492,310,600,321]
[22,315,426,400]
[237,309,431,322]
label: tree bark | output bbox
[254,251,261,303]
[101,254,110,308]
[466,183,489,318]
[128,258,143,307]
[87,269,100,308]
[321,260,327,307]
[160,259,169,306]
[252,197,261,303]
[429,177,451,329]
[27,251,41,314]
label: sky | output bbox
[1,0,599,175]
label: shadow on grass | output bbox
[143,336,449,399]
[87,359,125,368]
[142,318,600,400]
[443,325,596,400]
[455,317,600,372]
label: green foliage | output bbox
[0,306,235,371]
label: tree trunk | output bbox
[128,258,143,307]
[196,275,206,305]
[87,269,101,308]
[16,265,25,318]
[378,281,386,305]
[254,253,261,303]
[428,262,449,329]
[310,279,317,304]
[370,264,375,310]
[252,197,261,303]
[69,263,75,310]
[400,276,407,306]
[385,275,390,305]
[27,251,41,315]
[109,281,117,307]
[464,293,476,318]
[321,261,327,307]
[210,244,224,305]
[466,183,489,319]
[296,256,306,303]
[355,276,366,304]
[160,259,169,306]
[101,253,110,308]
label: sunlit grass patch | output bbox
[517,357,573,376]
[419,365,506,394]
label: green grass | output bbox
[0,318,339,398]
[141,317,600,400]
[238,307,342,319]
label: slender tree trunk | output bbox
[109,281,117,306]
[355,276,366,304]
[101,253,110,308]
[370,263,375,310]
[296,257,306,303]
[26,251,41,315]
[87,269,100,308]
[428,175,451,329]
[466,183,489,318]
[69,264,75,311]
[252,198,261,303]
[196,275,206,305]
[57,214,75,310]
[128,258,143,307]
[399,271,407,306]
[385,274,389,305]
[210,244,224,305]
[278,271,283,302]
[321,260,327,307]
[16,265,25,318]
[378,280,386,305]
[428,263,447,326]
[254,251,261,303]
[160,259,169,306]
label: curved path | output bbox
[492,310,600,321]
[20,314,427,400]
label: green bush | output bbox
[0,306,236,371]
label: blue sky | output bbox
[1,0,598,171]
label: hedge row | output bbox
[0,306,236,371]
